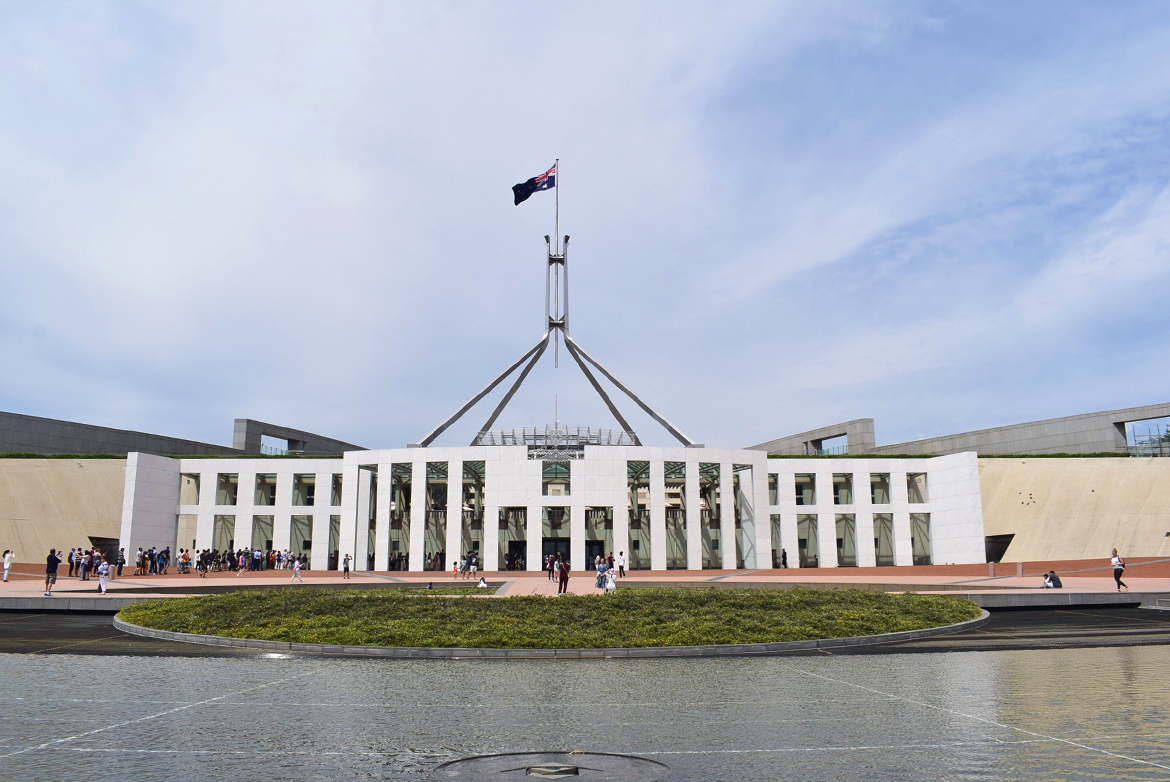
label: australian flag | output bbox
[512,163,556,205]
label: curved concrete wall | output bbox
[0,458,126,563]
[980,457,1170,561]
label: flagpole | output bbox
[554,158,560,255]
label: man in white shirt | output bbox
[616,551,627,578]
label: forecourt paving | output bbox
[3,559,1170,657]
[2,557,1169,608]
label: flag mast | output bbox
[554,158,560,255]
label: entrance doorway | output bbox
[585,540,606,566]
[504,540,527,570]
[543,537,570,567]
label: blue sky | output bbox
[2,1,1169,450]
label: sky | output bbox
[3,1,1170,451]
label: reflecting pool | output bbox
[1,645,1168,781]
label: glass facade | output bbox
[908,473,929,504]
[180,474,199,505]
[770,513,784,568]
[328,515,341,570]
[292,474,315,506]
[664,461,686,570]
[425,462,447,570]
[627,461,650,569]
[835,514,856,567]
[874,513,895,566]
[251,515,273,551]
[212,515,235,552]
[833,474,853,505]
[795,474,815,506]
[911,513,932,565]
[871,473,891,505]
[461,461,485,560]
[542,461,571,496]
[797,514,818,567]
[389,464,411,571]
[498,507,526,570]
[216,474,238,506]
[699,463,721,569]
[254,474,276,506]
[290,515,312,559]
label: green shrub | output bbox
[119,588,980,649]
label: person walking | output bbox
[616,551,626,578]
[44,548,61,596]
[1111,548,1128,591]
[342,553,351,579]
[116,548,125,577]
[2,549,13,582]
[557,559,571,595]
[291,557,304,583]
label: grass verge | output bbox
[118,588,980,649]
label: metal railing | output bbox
[474,424,637,448]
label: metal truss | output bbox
[416,235,698,448]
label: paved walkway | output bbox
[2,557,1167,599]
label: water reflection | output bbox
[1,646,1168,781]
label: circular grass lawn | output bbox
[117,587,981,650]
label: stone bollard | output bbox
[1016,561,1024,577]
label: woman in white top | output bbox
[1110,548,1128,591]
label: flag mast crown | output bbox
[412,164,699,449]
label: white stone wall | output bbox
[175,457,345,570]
[120,448,987,571]
[763,454,986,567]
[119,453,181,555]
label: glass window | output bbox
[911,513,932,565]
[252,515,274,552]
[833,474,853,505]
[212,515,235,551]
[542,461,571,496]
[425,462,448,570]
[331,474,343,506]
[216,474,238,506]
[907,473,929,504]
[770,514,785,568]
[663,461,686,570]
[699,463,721,569]
[835,514,856,567]
[462,461,485,559]
[498,507,527,571]
[768,473,778,505]
[870,473,890,505]
[254,474,277,506]
[629,461,654,570]
[180,474,200,505]
[291,515,312,559]
[797,514,818,568]
[328,515,341,570]
[292,474,315,506]
[873,513,895,566]
[795,474,815,506]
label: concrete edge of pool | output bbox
[110,610,992,659]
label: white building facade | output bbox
[119,446,985,571]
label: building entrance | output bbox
[585,540,606,566]
[504,540,527,570]
[543,537,570,567]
